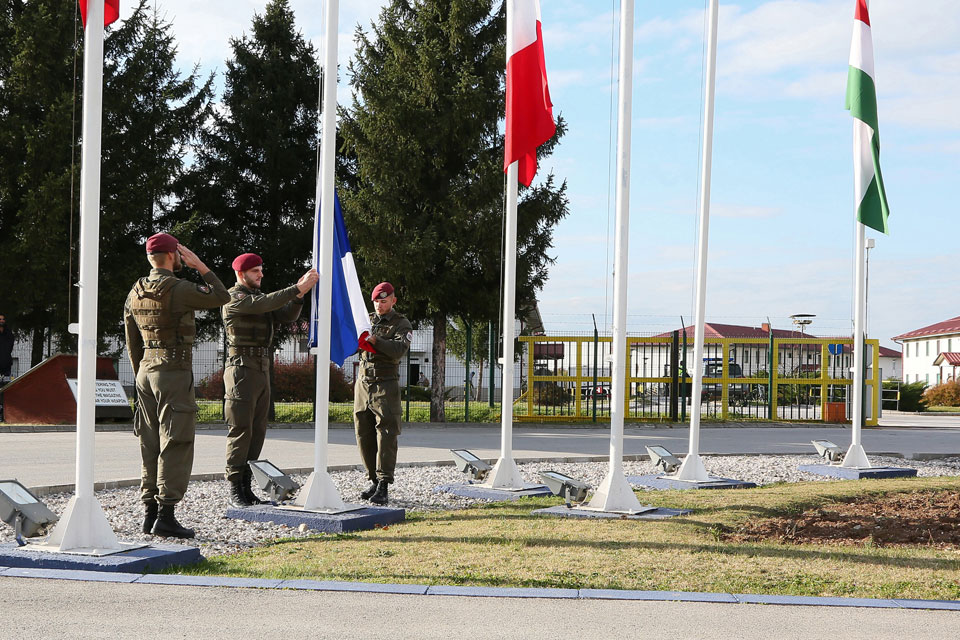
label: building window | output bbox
[926,374,930,384]
[950,339,954,352]
[926,342,930,356]
[937,340,941,354]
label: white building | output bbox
[893,316,960,386]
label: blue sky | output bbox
[122,0,960,347]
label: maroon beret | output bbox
[145,233,178,253]
[370,282,394,301]
[232,253,263,272]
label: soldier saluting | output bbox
[124,233,230,539]
[354,282,412,505]
[221,253,319,506]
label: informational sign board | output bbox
[66,379,130,407]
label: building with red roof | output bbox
[893,316,960,385]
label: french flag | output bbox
[309,192,373,366]
[504,0,556,187]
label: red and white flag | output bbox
[504,0,555,187]
[78,0,120,28]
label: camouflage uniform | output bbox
[354,309,413,484]
[124,268,230,506]
[221,283,305,481]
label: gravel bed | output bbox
[3,455,959,558]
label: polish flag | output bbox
[78,0,120,27]
[504,0,556,187]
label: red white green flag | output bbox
[845,0,890,234]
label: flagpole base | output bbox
[43,494,121,554]
[675,453,713,482]
[295,471,347,511]
[586,469,644,512]
[480,456,530,490]
[841,444,872,469]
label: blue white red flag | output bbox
[309,192,373,365]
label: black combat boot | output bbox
[242,469,266,505]
[359,481,379,500]
[229,478,252,508]
[142,501,159,534]
[150,504,195,539]
[369,480,389,506]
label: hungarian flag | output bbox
[79,0,120,27]
[309,191,373,366]
[845,0,890,234]
[504,0,556,187]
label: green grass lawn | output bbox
[924,406,960,413]
[180,477,960,600]
[196,400,501,423]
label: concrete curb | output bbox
[2,566,959,611]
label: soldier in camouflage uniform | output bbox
[354,282,413,505]
[221,252,319,506]
[124,233,230,538]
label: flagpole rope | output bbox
[690,0,709,326]
[603,0,619,331]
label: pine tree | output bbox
[175,0,320,328]
[340,0,569,420]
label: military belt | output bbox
[228,346,271,357]
[143,347,192,360]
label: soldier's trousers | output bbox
[354,381,402,483]
[134,367,197,506]
[223,365,270,482]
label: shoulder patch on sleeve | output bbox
[197,284,211,294]
[405,331,413,343]
[234,292,246,300]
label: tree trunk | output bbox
[430,313,446,422]
[31,326,45,367]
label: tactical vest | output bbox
[130,276,195,348]
[224,287,274,349]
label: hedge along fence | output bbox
[196,361,354,402]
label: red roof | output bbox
[654,323,810,340]
[892,316,960,341]
[878,345,901,358]
[934,352,960,366]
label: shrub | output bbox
[197,369,224,400]
[922,380,960,407]
[890,380,928,412]
[197,361,353,402]
[401,385,431,401]
[533,382,570,406]
[329,365,354,402]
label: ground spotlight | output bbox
[248,460,300,503]
[538,471,590,507]
[450,449,492,483]
[812,440,844,464]
[646,445,681,474]
[0,479,58,545]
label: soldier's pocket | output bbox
[165,402,198,443]
[224,398,252,427]
[224,367,247,400]
[132,402,143,437]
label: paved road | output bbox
[2,577,958,640]
[2,413,959,491]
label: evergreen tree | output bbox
[99,1,214,343]
[175,0,320,334]
[0,0,82,365]
[340,0,569,420]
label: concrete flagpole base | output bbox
[481,456,534,490]
[585,469,647,513]
[675,453,713,482]
[42,494,121,555]
[841,444,872,469]
[294,471,347,512]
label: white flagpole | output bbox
[586,0,643,512]
[46,0,121,552]
[844,223,872,468]
[296,0,347,509]
[485,2,528,490]
[676,0,719,482]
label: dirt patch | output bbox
[726,490,960,549]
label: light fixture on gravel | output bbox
[0,479,58,545]
[646,445,682,474]
[538,471,590,508]
[812,440,845,464]
[450,449,492,483]
[248,460,300,503]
